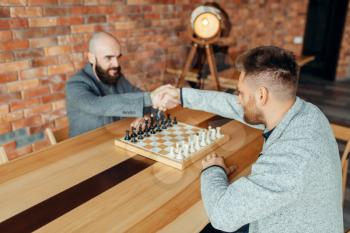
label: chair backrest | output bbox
[0,146,9,165]
[45,127,70,144]
[330,123,350,202]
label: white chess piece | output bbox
[205,130,211,144]
[200,132,207,147]
[176,150,184,160]
[189,141,195,153]
[210,128,216,140]
[169,147,175,158]
[183,143,189,157]
[216,127,223,138]
[195,135,201,150]
[175,143,180,153]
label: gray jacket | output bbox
[182,88,343,233]
[66,64,152,137]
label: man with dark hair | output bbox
[66,32,168,137]
[153,46,343,233]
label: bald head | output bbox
[88,32,121,55]
[88,32,123,85]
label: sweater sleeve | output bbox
[66,79,152,118]
[200,142,309,232]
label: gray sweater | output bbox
[182,88,343,233]
[66,64,152,137]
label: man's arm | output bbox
[200,142,309,232]
[182,88,264,130]
[66,80,152,118]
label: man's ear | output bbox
[256,86,268,107]
[88,52,96,65]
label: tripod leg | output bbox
[176,43,198,88]
[205,45,221,91]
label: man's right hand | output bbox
[150,84,180,111]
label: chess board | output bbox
[114,122,230,170]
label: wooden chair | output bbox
[330,123,350,202]
[0,146,9,165]
[44,127,69,144]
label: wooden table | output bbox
[0,108,263,233]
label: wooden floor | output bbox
[297,75,350,229]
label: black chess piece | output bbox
[144,120,149,132]
[131,127,137,138]
[138,133,143,140]
[156,122,162,132]
[124,130,131,141]
[138,125,143,135]
[131,135,137,143]
[150,126,156,134]
[173,117,177,125]
[161,117,167,129]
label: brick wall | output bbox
[0,0,308,159]
[337,3,350,80]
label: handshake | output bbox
[150,84,181,112]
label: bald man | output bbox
[153,46,343,233]
[66,32,161,137]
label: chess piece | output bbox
[195,135,201,150]
[124,130,131,141]
[156,122,162,132]
[138,125,143,135]
[138,132,144,140]
[166,114,172,127]
[205,130,211,144]
[216,127,223,138]
[175,142,180,153]
[200,131,207,147]
[161,117,167,129]
[183,143,189,157]
[210,128,216,140]
[169,147,176,158]
[131,135,137,143]
[131,127,137,138]
[176,151,184,160]
[189,141,195,153]
[173,117,177,125]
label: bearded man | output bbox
[66,32,164,137]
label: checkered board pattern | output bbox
[114,122,229,170]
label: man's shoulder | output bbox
[67,64,94,85]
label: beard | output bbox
[95,64,122,85]
[243,96,264,125]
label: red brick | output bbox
[22,86,51,99]
[10,7,42,17]
[43,7,69,16]
[0,31,12,42]
[28,122,53,134]
[48,63,74,75]
[114,21,137,30]
[0,7,10,17]
[54,116,68,129]
[10,98,41,112]
[0,92,22,105]
[13,26,70,39]
[6,79,40,92]
[32,56,57,67]
[29,37,58,48]
[12,115,43,130]
[28,0,58,5]
[51,100,65,110]
[42,92,65,104]
[20,67,47,80]
[71,24,96,34]
[0,40,29,51]
[0,60,31,74]
[44,45,71,56]
[0,18,28,29]
[32,138,51,151]
[84,6,114,14]
[7,144,33,160]
[2,141,16,152]
[57,34,86,45]
[58,16,84,25]
[0,111,24,122]
[29,17,58,27]
[14,48,44,60]
[0,52,14,63]
[0,122,12,134]
[0,104,9,115]
[0,72,17,84]
[86,15,106,23]
[0,0,26,6]
[24,103,52,117]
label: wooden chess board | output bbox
[114,122,229,170]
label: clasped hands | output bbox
[150,84,180,112]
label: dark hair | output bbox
[236,46,299,97]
